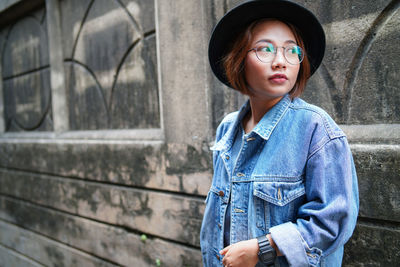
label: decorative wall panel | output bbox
[1,7,52,132]
[61,0,159,130]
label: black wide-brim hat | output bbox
[209,0,326,88]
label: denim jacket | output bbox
[200,95,359,267]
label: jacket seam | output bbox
[289,105,344,140]
[297,229,323,265]
[307,136,347,162]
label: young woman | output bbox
[200,1,359,266]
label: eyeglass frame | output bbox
[248,44,304,65]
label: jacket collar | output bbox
[211,94,292,152]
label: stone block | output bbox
[352,145,400,222]
[0,220,115,267]
[0,196,202,266]
[343,222,400,266]
[0,170,205,246]
[0,244,42,267]
[0,141,212,196]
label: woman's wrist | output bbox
[251,237,259,250]
[250,238,260,262]
[266,234,283,256]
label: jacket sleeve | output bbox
[270,136,359,267]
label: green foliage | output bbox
[140,234,147,242]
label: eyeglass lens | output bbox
[255,42,304,65]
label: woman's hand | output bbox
[220,238,259,267]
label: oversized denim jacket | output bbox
[200,95,359,267]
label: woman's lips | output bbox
[269,74,288,83]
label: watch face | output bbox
[260,251,275,264]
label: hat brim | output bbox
[209,0,326,88]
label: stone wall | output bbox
[0,0,399,266]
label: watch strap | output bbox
[257,234,277,265]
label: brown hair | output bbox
[223,19,311,98]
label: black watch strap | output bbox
[257,234,277,265]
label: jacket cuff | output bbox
[270,222,321,267]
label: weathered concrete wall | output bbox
[0,0,399,266]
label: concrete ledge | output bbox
[0,129,165,141]
[341,124,400,143]
[0,140,212,196]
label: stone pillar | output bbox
[46,0,69,132]
[156,0,212,145]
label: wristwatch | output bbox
[257,234,277,265]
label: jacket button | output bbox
[218,191,225,197]
[216,254,220,260]
[225,155,230,160]
[218,223,222,229]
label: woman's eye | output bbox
[260,45,274,52]
[290,46,301,55]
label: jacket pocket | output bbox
[253,180,306,229]
[253,180,305,206]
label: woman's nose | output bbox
[271,48,286,69]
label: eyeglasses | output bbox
[248,42,304,65]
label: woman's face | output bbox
[244,20,300,100]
